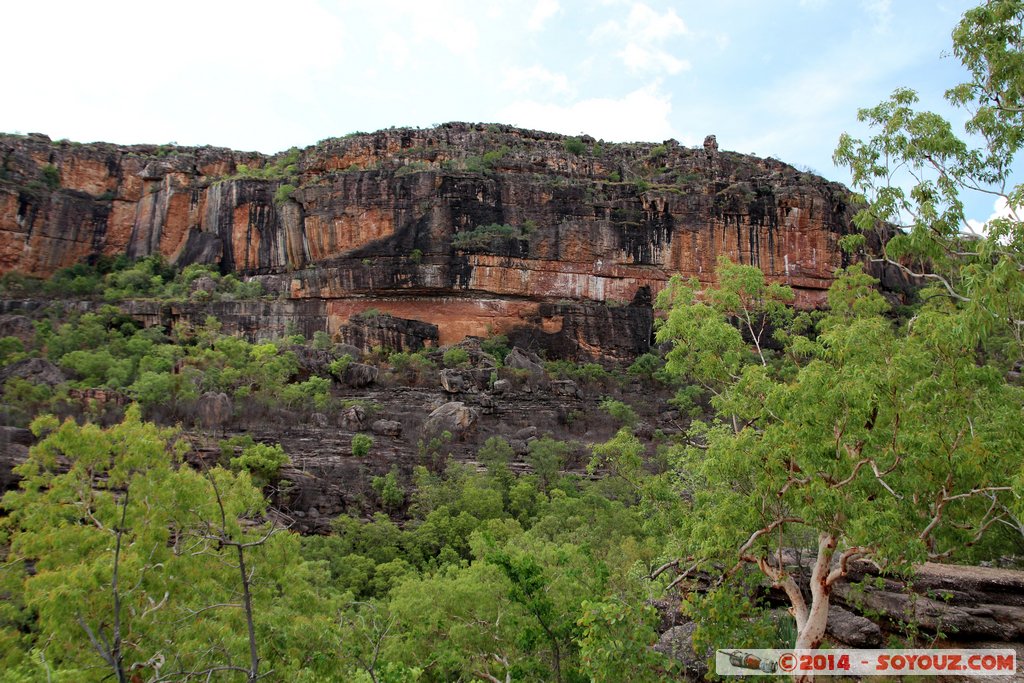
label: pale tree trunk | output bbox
[756,533,845,683]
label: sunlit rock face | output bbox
[0,124,863,358]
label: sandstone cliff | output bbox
[0,125,861,357]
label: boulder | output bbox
[826,605,882,647]
[343,363,378,388]
[514,426,538,441]
[550,379,581,398]
[423,401,478,440]
[492,378,511,394]
[196,391,232,430]
[0,358,66,387]
[440,369,468,394]
[371,419,403,438]
[335,343,363,360]
[310,412,329,428]
[340,404,368,431]
[504,347,544,376]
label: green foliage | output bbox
[38,256,262,302]
[577,598,668,682]
[563,137,587,155]
[833,1,1024,361]
[544,359,616,386]
[352,433,374,457]
[655,256,793,394]
[442,346,470,368]
[280,375,332,411]
[274,183,296,204]
[481,332,509,363]
[0,336,27,367]
[409,247,423,264]
[527,436,568,492]
[451,222,527,250]
[1,408,345,680]
[0,271,45,296]
[312,330,332,349]
[647,144,668,160]
[372,467,405,513]
[230,441,290,487]
[40,164,60,189]
[599,397,639,428]
[328,353,354,379]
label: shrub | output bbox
[451,223,523,251]
[627,352,663,381]
[281,376,332,411]
[352,433,374,457]
[442,347,470,368]
[599,397,638,427]
[409,248,423,264]
[480,333,509,363]
[372,467,405,513]
[312,330,332,350]
[40,164,60,189]
[229,442,290,486]
[329,354,354,379]
[564,137,586,155]
[274,183,296,205]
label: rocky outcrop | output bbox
[0,124,864,358]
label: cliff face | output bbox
[0,125,859,358]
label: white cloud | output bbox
[498,83,679,142]
[618,43,690,74]
[967,196,1021,236]
[528,0,560,31]
[590,2,689,75]
[501,65,572,96]
[623,2,687,42]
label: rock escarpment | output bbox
[0,125,862,358]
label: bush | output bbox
[40,164,60,189]
[599,398,638,427]
[627,352,662,381]
[564,137,586,155]
[274,183,296,205]
[352,433,374,457]
[442,347,470,368]
[451,223,520,251]
[372,467,405,513]
[329,354,354,379]
[229,442,290,486]
[409,248,423,264]
[480,333,509,364]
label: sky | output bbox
[2,0,998,219]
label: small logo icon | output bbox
[726,650,778,673]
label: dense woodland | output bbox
[2,2,1024,681]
